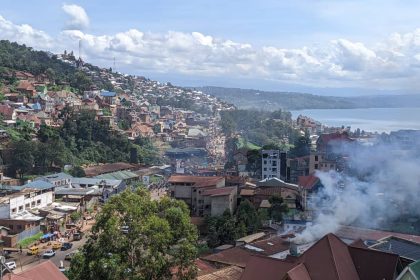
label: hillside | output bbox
[196,86,420,110]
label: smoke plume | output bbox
[293,134,420,244]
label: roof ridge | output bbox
[328,234,359,280]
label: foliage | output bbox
[206,210,242,248]
[220,109,299,148]
[68,166,86,177]
[67,188,198,280]
[0,40,113,92]
[290,134,311,158]
[70,211,82,222]
[8,140,35,178]
[205,201,262,248]
[236,200,261,234]
[5,110,160,177]
[17,232,43,248]
[268,195,289,222]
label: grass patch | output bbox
[17,232,43,248]
[236,137,261,150]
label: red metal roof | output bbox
[240,233,399,280]
[202,187,235,197]
[298,175,319,190]
[8,261,68,280]
[168,175,224,188]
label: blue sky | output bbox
[1,1,420,95]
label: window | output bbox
[315,164,319,169]
[272,168,277,172]
[263,168,267,171]
[25,203,30,208]
[18,206,23,211]
[263,160,267,164]
[315,156,318,161]
[11,208,16,213]
[31,201,35,207]
[272,161,277,166]
[37,199,41,205]
[9,225,13,230]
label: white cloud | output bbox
[0,15,53,48]
[62,4,89,30]
[2,14,420,90]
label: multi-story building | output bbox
[0,188,53,235]
[262,150,281,179]
[168,175,237,216]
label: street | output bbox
[6,235,87,273]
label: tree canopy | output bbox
[4,110,160,178]
[68,188,198,280]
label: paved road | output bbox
[6,235,87,273]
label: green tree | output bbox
[236,200,261,234]
[205,210,244,248]
[69,166,86,177]
[268,195,289,222]
[290,135,311,158]
[67,189,198,280]
[9,140,34,178]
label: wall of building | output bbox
[262,150,281,179]
[10,191,53,217]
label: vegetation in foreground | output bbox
[67,188,198,280]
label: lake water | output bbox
[291,107,420,133]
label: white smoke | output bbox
[293,135,420,244]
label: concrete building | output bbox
[262,150,281,179]
[202,186,237,216]
[0,188,53,235]
[0,188,53,219]
[168,175,234,216]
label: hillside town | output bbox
[0,45,419,280]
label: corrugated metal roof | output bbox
[94,170,139,181]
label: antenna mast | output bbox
[78,39,82,60]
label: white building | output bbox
[0,188,54,219]
[262,150,281,179]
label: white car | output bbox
[5,261,16,270]
[42,250,56,258]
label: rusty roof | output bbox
[198,266,243,280]
[202,187,235,197]
[168,175,224,188]
[240,233,399,280]
[201,247,254,268]
[240,255,296,280]
[10,260,68,280]
[298,175,320,190]
[84,162,135,177]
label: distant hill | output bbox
[195,86,420,110]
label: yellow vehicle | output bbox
[52,242,62,250]
[27,246,39,255]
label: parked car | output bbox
[5,261,16,270]
[73,232,83,241]
[42,250,55,258]
[27,246,39,256]
[61,242,73,251]
[64,250,78,261]
[52,242,62,250]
